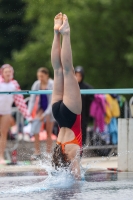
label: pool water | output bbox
[0,171,133,200]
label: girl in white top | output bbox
[0,64,31,164]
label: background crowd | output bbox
[0,63,127,164]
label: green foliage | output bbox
[0,0,29,64]
[10,0,133,89]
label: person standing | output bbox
[0,64,32,164]
[28,67,54,160]
[75,66,94,146]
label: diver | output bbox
[51,13,82,179]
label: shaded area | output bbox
[85,171,118,182]
[0,170,47,177]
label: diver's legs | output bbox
[60,14,81,114]
[51,13,64,104]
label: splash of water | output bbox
[0,152,82,196]
[2,144,132,195]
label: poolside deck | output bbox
[0,156,118,174]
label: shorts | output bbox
[30,113,55,136]
[44,113,55,123]
[30,119,41,135]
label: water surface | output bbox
[0,171,132,200]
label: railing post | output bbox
[128,119,133,171]
[118,118,133,172]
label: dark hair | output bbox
[52,144,71,170]
[37,67,49,75]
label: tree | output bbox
[10,0,133,90]
[0,0,29,64]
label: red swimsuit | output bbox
[57,115,82,152]
[52,101,82,152]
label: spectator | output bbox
[28,67,54,160]
[0,64,31,164]
[75,66,94,146]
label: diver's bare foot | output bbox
[54,12,63,33]
[59,14,70,35]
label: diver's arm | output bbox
[70,157,81,180]
[68,146,81,179]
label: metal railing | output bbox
[0,88,133,95]
[5,109,24,162]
